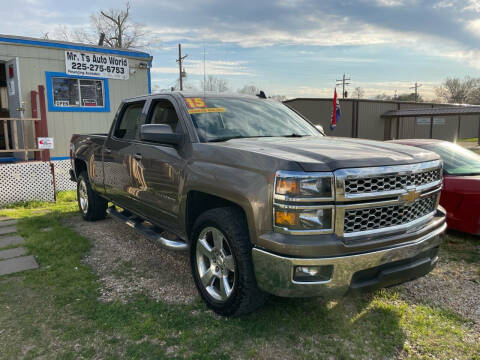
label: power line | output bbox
[336,74,351,99]
[410,82,422,102]
[176,43,188,91]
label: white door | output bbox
[6,58,26,158]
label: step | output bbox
[0,220,18,227]
[0,226,17,236]
[107,206,188,251]
[0,235,25,249]
[0,247,26,260]
[0,255,38,276]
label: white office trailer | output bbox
[0,34,152,161]
[0,34,152,205]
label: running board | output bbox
[106,206,188,251]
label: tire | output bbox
[77,171,108,221]
[190,207,267,316]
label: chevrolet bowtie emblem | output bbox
[401,189,421,204]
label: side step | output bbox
[106,206,188,251]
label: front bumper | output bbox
[252,220,446,297]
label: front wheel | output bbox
[77,171,107,221]
[190,207,267,316]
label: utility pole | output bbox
[176,44,188,91]
[410,82,422,102]
[336,74,351,99]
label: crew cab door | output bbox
[103,99,147,208]
[132,96,187,231]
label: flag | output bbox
[331,88,341,130]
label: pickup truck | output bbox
[70,92,447,316]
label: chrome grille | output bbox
[343,194,437,234]
[344,168,441,195]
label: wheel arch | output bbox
[185,190,254,243]
[74,158,88,179]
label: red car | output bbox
[390,139,480,236]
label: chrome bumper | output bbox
[252,221,446,297]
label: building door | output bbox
[6,58,26,159]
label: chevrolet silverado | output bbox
[70,92,446,316]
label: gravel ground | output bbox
[65,215,480,330]
[64,216,198,304]
[399,256,480,330]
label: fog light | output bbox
[296,266,319,276]
[294,265,333,283]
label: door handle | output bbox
[104,148,112,154]
[134,153,143,160]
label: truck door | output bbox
[132,96,186,231]
[103,100,146,209]
[6,58,26,159]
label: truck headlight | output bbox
[274,171,335,234]
[275,171,333,200]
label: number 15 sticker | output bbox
[185,98,206,108]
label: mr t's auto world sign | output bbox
[65,51,129,80]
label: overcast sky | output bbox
[1,0,480,99]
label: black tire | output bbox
[190,207,267,316]
[77,171,108,221]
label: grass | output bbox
[458,138,479,143]
[441,231,480,264]
[0,192,479,359]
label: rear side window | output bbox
[114,101,145,139]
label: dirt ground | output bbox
[64,216,197,305]
[65,215,480,330]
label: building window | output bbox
[45,72,110,112]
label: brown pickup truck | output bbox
[70,92,446,316]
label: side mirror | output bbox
[315,125,325,135]
[140,124,183,146]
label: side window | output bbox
[147,100,182,133]
[114,101,145,140]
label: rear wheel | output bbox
[77,171,107,221]
[190,207,267,316]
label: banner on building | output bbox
[65,51,129,80]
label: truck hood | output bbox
[215,136,439,171]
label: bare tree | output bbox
[50,25,73,42]
[237,84,259,96]
[353,87,365,99]
[269,95,287,102]
[45,3,148,49]
[372,93,392,100]
[397,93,423,102]
[435,77,480,104]
[69,3,146,49]
[201,75,229,92]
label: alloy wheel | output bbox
[78,179,89,214]
[195,226,236,302]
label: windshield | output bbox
[185,96,320,142]
[422,142,480,176]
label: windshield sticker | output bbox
[185,97,206,108]
[188,107,226,114]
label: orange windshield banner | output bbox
[188,107,226,114]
